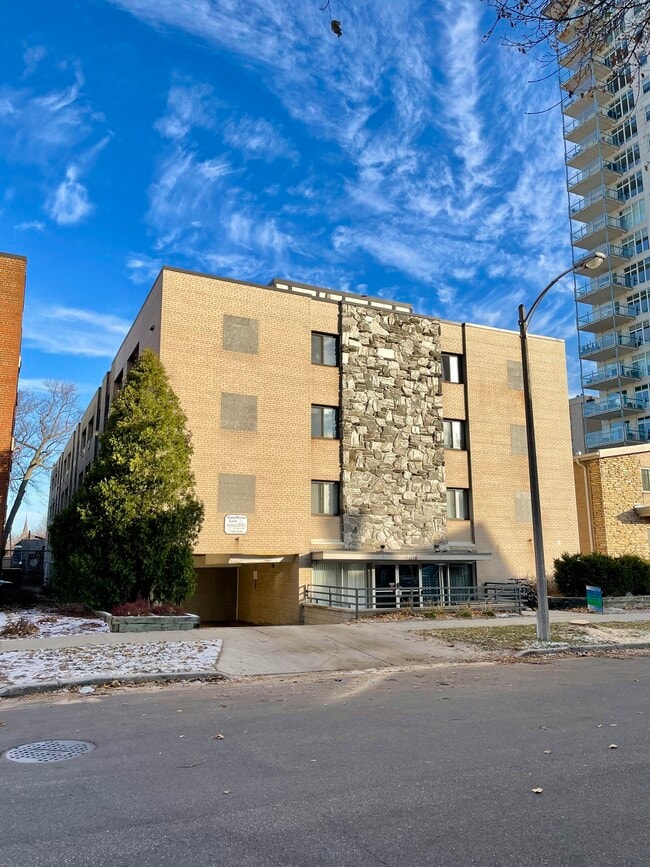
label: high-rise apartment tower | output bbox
[549,3,650,449]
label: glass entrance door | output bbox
[398,564,420,607]
[374,564,396,608]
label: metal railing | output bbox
[582,364,641,388]
[583,393,646,417]
[568,159,620,189]
[577,302,637,327]
[575,272,628,301]
[586,426,650,448]
[302,582,536,618]
[565,131,615,164]
[570,185,621,217]
[571,214,623,243]
[579,332,640,358]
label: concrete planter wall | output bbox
[97,611,200,633]
[603,594,650,610]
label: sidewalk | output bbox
[2,610,649,678]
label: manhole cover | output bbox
[3,740,95,764]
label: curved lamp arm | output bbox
[518,264,578,331]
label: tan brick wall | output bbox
[577,449,650,558]
[0,253,26,535]
[237,560,300,624]
[573,460,594,553]
[159,269,340,557]
[440,321,579,582]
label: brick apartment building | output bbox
[574,443,650,557]
[48,267,579,624]
[0,252,26,545]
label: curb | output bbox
[516,640,650,658]
[0,669,232,698]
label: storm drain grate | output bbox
[3,740,95,764]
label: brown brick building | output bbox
[0,252,26,544]
[574,444,650,556]
[49,267,579,624]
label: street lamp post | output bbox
[518,250,606,642]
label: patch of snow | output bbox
[0,607,109,638]
[0,640,223,686]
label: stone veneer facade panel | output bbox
[340,304,446,550]
[576,450,650,558]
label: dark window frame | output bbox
[311,480,340,515]
[311,332,339,366]
[442,353,464,384]
[311,404,339,439]
[446,487,470,521]
[443,419,466,450]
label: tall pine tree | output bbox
[50,349,204,609]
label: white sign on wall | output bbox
[224,514,248,535]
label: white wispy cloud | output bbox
[14,220,45,231]
[0,61,110,227]
[154,79,216,141]
[47,166,93,225]
[22,45,47,77]
[23,305,130,357]
[108,0,577,344]
[126,254,162,284]
[223,115,297,163]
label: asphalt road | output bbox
[1,656,648,866]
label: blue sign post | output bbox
[586,584,603,614]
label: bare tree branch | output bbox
[2,381,80,553]
[483,1,650,82]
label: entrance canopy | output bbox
[311,549,492,562]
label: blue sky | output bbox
[1,0,577,525]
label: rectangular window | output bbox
[442,353,463,383]
[642,468,650,492]
[446,488,469,520]
[620,198,645,232]
[618,170,643,202]
[311,332,338,366]
[612,144,640,176]
[443,419,466,450]
[624,256,650,288]
[611,116,637,147]
[609,89,634,120]
[311,480,340,515]
[622,228,649,259]
[311,405,339,438]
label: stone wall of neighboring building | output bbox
[574,446,650,557]
[0,252,26,539]
[340,304,446,550]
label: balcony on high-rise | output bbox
[560,55,610,91]
[582,363,641,391]
[586,426,650,449]
[564,106,615,142]
[582,392,646,419]
[577,302,637,333]
[579,331,640,362]
[568,159,620,196]
[575,272,629,305]
[566,131,618,169]
[570,185,621,223]
[561,83,611,119]
[571,214,625,249]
